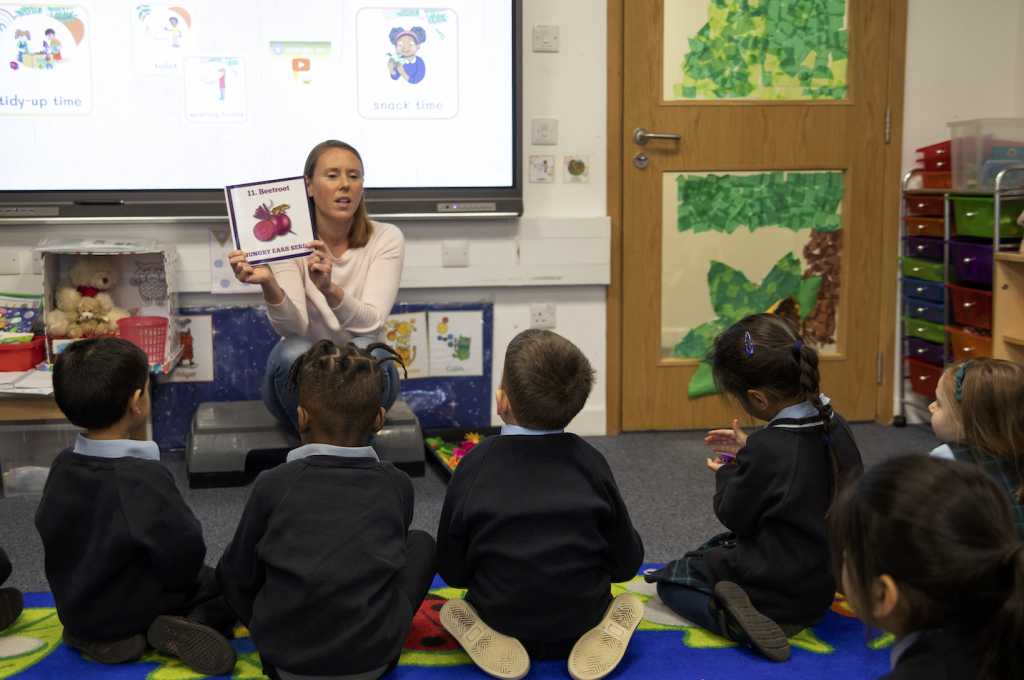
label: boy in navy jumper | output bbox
[216,339,436,680]
[35,337,236,674]
[437,329,645,680]
[0,546,22,633]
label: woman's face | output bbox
[306,148,364,227]
[928,374,959,442]
[396,35,420,58]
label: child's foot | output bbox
[147,615,237,676]
[709,581,789,662]
[62,628,147,664]
[440,599,529,680]
[568,592,644,680]
[0,588,23,632]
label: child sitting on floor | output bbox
[216,339,435,680]
[647,313,864,662]
[831,455,1024,679]
[436,329,645,680]
[927,357,1024,541]
[36,337,236,674]
[0,545,22,633]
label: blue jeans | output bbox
[261,337,400,431]
[656,581,718,633]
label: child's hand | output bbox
[707,455,725,472]
[704,419,748,455]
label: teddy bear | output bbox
[46,256,130,337]
[65,297,111,339]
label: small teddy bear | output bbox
[47,256,130,337]
[65,297,111,339]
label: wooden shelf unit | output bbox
[994,253,1024,365]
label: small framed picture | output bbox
[224,177,316,265]
[529,155,555,183]
[564,155,589,183]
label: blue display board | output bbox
[152,302,493,450]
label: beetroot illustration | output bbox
[252,201,294,242]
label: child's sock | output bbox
[440,598,529,680]
[567,592,644,680]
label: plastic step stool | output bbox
[186,396,425,488]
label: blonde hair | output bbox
[303,140,374,249]
[943,357,1024,501]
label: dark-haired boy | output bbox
[35,337,236,674]
[216,339,435,680]
[436,329,645,680]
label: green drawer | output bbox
[898,256,946,283]
[902,316,945,344]
[951,196,1024,239]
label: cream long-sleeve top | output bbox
[266,221,405,343]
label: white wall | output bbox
[0,0,611,435]
[896,0,1024,422]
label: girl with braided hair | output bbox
[217,339,433,680]
[646,313,863,663]
[830,455,1024,679]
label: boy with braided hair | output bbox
[647,313,864,663]
[217,339,435,680]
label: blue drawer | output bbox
[900,278,944,303]
[902,296,945,325]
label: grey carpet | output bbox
[0,423,941,593]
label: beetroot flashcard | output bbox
[224,177,315,266]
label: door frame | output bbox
[605,0,908,435]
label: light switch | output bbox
[531,118,558,145]
[442,240,469,268]
[532,25,559,52]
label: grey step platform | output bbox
[186,396,424,488]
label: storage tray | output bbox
[945,326,993,361]
[902,296,945,325]
[902,216,953,239]
[903,336,947,366]
[905,356,943,400]
[902,236,944,260]
[902,316,945,344]
[946,283,993,330]
[904,195,945,217]
[950,196,1024,239]
[898,256,946,283]
[900,278,945,303]
[948,239,1022,285]
[1,420,84,497]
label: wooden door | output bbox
[620,0,893,430]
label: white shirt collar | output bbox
[769,394,831,424]
[72,433,160,461]
[286,443,379,462]
[500,424,565,436]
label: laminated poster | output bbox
[224,176,315,266]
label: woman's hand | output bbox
[704,419,748,455]
[229,250,275,286]
[307,241,345,307]
[229,250,284,304]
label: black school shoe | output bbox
[0,588,23,631]
[62,628,148,664]
[147,615,237,676]
[709,581,790,662]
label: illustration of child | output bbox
[387,27,426,84]
[166,17,180,48]
[44,28,61,62]
[218,68,226,100]
[14,30,29,63]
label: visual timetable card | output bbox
[428,310,483,377]
[0,3,92,115]
[130,4,198,75]
[183,56,247,123]
[385,312,429,379]
[268,41,331,88]
[224,177,315,266]
[356,7,458,120]
[167,315,214,383]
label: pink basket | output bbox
[117,317,168,363]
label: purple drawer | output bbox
[948,239,1020,284]
[903,336,947,366]
[903,236,944,260]
[902,297,945,324]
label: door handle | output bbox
[633,127,681,145]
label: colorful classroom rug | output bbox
[0,568,892,680]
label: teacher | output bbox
[229,140,405,431]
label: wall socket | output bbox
[530,302,556,329]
